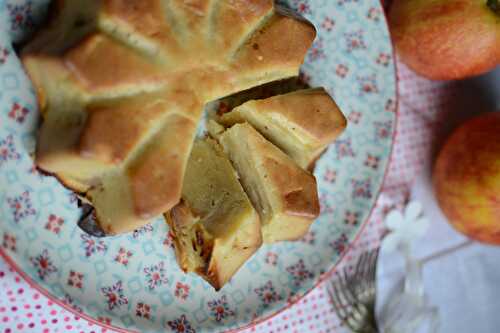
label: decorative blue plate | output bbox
[0,0,396,332]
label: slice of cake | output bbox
[165,138,261,290]
[219,88,347,170]
[217,123,320,243]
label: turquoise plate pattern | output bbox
[0,0,397,332]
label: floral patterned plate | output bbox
[0,0,396,332]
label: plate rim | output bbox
[0,1,399,332]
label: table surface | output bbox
[0,44,499,333]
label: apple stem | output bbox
[488,0,500,15]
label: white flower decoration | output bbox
[382,201,430,253]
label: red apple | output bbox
[389,0,500,80]
[433,112,500,244]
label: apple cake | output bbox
[22,0,316,234]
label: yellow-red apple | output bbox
[389,0,500,80]
[434,112,500,244]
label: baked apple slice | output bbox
[215,122,320,243]
[165,138,261,290]
[219,88,347,170]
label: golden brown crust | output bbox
[220,88,347,169]
[127,114,198,219]
[63,33,163,94]
[55,172,90,193]
[79,98,167,164]
[35,167,90,195]
[101,0,166,33]
[267,163,319,220]
[219,123,320,243]
[20,55,48,115]
[241,125,320,219]
[214,0,274,53]
[306,147,327,172]
[232,9,316,79]
[100,0,181,59]
[167,207,236,292]
[21,55,82,117]
[167,201,221,289]
[168,199,196,230]
[169,0,214,30]
[165,203,199,272]
[251,88,346,143]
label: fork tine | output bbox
[350,253,368,299]
[354,252,368,280]
[328,280,349,321]
[327,249,380,333]
[358,252,371,286]
[340,269,358,305]
[330,283,347,318]
[342,268,370,322]
[343,268,361,302]
[367,248,379,288]
[356,249,377,302]
[360,252,373,291]
[337,272,355,312]
[331,282,363,332]
[334,274,365,324]
[371,249,379,276]
[360,250,374,288]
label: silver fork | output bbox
[327,248,379,333]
